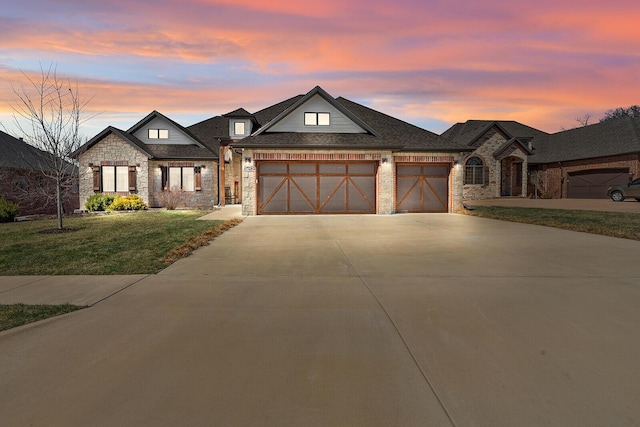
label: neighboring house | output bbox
[75,111,219,209]
[443,117,640,199]
[0,130,78,215]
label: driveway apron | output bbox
[1,214,640,426]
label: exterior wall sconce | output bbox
[88,162,94,167]
[245,157,252,164]
[381,157,388,164]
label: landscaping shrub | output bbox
[155,190,185,210]
[0,196,20,222]
[85,193,115,212]
[108,195,147,211]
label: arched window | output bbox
[465,156,484,185]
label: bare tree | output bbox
[560,113,591,131]
[600,105,640,122]
[8,65,91,229]
[575,113,591,127]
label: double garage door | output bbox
[257,161,449,214]
[567,168,629,199]
[258,161,377,214]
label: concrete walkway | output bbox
[1,214,640,426]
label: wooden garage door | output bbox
[396,164,449,213]
[567,168,629,199]
[258,161,377,214]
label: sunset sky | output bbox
[2,0,639,138]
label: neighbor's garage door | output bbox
[396,164,449,212]
[567,168,629,199]
[258,161,377,214]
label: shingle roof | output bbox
[75,125,218,161]
[231,88,468,152]
[442,120,549,146]
[0,130,52,171]
[531,117,640,163]
[223,108,254,118]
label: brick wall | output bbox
[538,154,640,198]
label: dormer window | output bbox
[149,129,169,139]
[304,112,330,126]
[234,121,246,136]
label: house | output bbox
[218,86,470,215]
[0,130,78,215]
[79,86,471,214]
[75,111,219,209]
[443,117,640,199]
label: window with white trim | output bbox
[234,121,245,136]
[148,129,169,139]
[102,165,129,192]
[304,112,330,126]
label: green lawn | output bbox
[0,210,232,275]
[463,206,640,240]
[0,304,85,331]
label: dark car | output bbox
[607,177,640,201]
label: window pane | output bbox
[234,122,245,136]
[348,163,376,175]
[318,112,330,125]
[169,167,182,191]
[102,166,115,192]
[319,163,346,174]
[304,113,317,126]
[148,129,159,139]
[289,163,316,174]
[116,166,129,192]
[158,129,169,139]
[182,168,195,191]
[259,162,287,174]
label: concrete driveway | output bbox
[1,214,639,426]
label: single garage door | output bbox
[258,161,377,214]
[567,168,630,199]
[396,164,449,212]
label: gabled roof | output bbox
[187,96,305,148]
[223,108,254,118]
[493,137,534,158]
[73,126,153,159]
[76,113,219,160]
[127,110,208,150]
[443,117,640,164]
[442,120,549,147]
[232,87,468,152]
[251,86,381,137]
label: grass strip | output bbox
[0,304,85,331]
[462,206,640,240]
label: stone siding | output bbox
[77,134,150,208]
[78,133,219,209]
[148,160,218,208]
[463,131,528,200]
